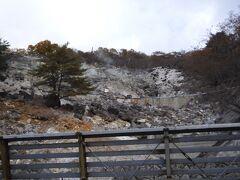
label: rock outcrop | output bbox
[0,56,222,133]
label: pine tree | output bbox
[29,40,93,107]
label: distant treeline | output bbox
[78,48,181,69]
[79,11,240,86]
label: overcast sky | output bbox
[0,0,239,54]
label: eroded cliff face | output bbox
[0,56,222,135]
[82,63,185,99]
[0,56,44,99]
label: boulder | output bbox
[104,119,131,129]
[107,107,119,115]
[62,103,74,111]
[73,105,86,119]
[19,90,32,100]
[118,112,133,122]
[136,119,147,123]
[0,91,8,98]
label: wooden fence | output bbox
[1,123,240,179]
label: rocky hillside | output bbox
[0,56,238,135]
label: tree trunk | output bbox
[44,93,61,107]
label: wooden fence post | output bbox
[164,128,172,179]
[0,137,11,180]
[78,133,88,180]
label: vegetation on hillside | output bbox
[28,40,93,107]
[182,12,240,86]
[79,11,240,87]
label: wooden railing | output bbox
[1,123,240,179]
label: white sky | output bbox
[0,0,239,54]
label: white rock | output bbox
[145,122,152,127]
[137,119,147,123]
[104,119,130,129]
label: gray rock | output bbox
[217,110,240,123]
[107,107,119,115]
[19,90,33,100]
[0,110,20,120]
[73,104,86,119]
[10,110,21,120]
[118,112,133,122]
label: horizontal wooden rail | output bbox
[88,170,165,177]
[3,123,240,141]
[9,142,79,150]
[11,172,80,179]
[171,157,240,164]
[11,162,79,170]
[172,167,240,175]
[87,159,165,167]
[10,152,80,159]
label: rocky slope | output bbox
[0,56,223,135]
